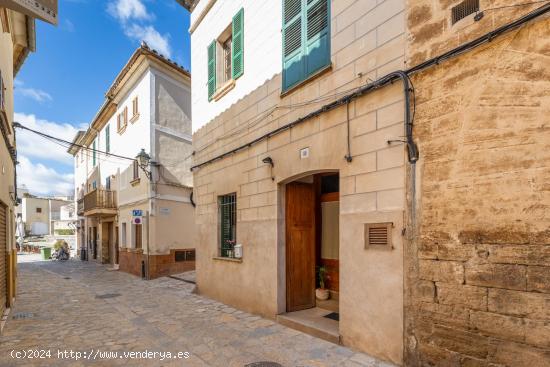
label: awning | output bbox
[0,0,57,25]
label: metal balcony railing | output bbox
[83,189,116,213]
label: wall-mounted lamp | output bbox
[262,156,275,181]
[136,148,152,180]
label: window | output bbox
[105,176,111,190]
[117,108,128,132]
[207,8,244,101]
[221,36,233,85]
[36,207,42,213]
[132,97,139,118]
[282,0,330,91]
[175,249,196,262]
[92,140,97,166]
[92,181,97,190]
[105,125,110,153]
[132,160,140,181]
[219,193,237,257]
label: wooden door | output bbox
[115,226,119,265]
[135,224,142,249]
[286,182,316,312]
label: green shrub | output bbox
[54,229,75,235]
[53,240,67,251]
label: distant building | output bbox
[16,195,72,236]
[69,44,195,279]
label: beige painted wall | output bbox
[193,1,407,363]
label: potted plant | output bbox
[316,266,330,300]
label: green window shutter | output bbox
[92,140,96,166]
[305,0,330,75]
[105,125,110,153]
[232,8,244,80]
[207,40,217,101]
[282,0,305,91]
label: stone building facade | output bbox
[70,44,196,279]
[181,0,550,365]
[404,2,550,366]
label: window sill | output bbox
[130,114,139,123]
[117,125,127,135]
[213,256,242,263]
[128,248,143,254]
[130,178,141,186]
[280,63,333,98]
[212,79,236,101]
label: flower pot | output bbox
[316,288,330,300]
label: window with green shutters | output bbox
[219,193,237,258]
[232,8,244,80]
[282,0,330,91]
[207,41,217,100]
[207,8,244,101]
[92,140,97,166]
[105,125,110,153]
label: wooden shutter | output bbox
[305,0,330,75]
[105,125,110,153]
[92,140,96,166]
[282,0,305,91]
[207,40,216,100]
[232,8,244,80]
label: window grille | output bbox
[452,0,479,25]
[219,193,237,258]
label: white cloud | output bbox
[14,80,52,103]
[17,156,74,196]
[107,0,171,58]
[124,24,172,57]
[14,112,86,165]
[107,0,152,22]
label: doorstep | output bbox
[277,307,340,344]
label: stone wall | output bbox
[406,1,550,365]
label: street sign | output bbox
[132,217,142,225]
[0,0,58,25]
[132,209,143,217]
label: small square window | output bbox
[36,207,42,213]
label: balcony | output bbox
[77,198,84,216]
[82,189,117,217]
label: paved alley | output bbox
[0,258,394,367]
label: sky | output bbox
[14,0,190,197]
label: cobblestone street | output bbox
[0,257,394,367]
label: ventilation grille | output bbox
[365,223,393,250]
[451,0,479,25]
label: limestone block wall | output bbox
[405,1,550,365]
[192,0,409,364]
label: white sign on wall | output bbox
[159,207,170,216]
[0,0,58,25]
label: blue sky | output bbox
[15,0,190,196]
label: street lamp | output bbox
[136,149,152,180]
